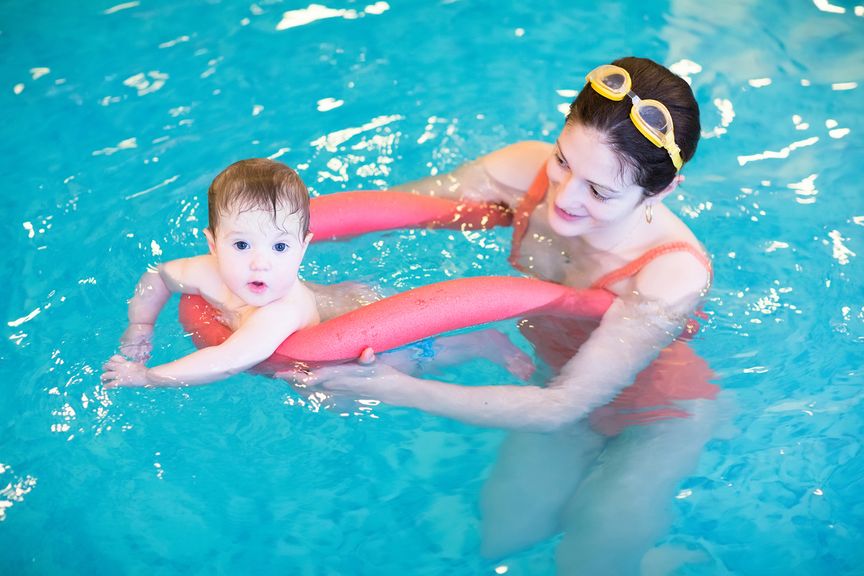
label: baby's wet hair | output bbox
[207,158,310,235]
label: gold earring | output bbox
[645,203,653,224]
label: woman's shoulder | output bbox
[632,213,711,312]
[479,140,553,191]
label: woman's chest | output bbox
[513,208,633,292]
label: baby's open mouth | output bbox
[248,281,267,292]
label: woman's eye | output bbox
[590,187,610,203]
[273,242,288,252]
[554,152,568,168]
[233,241,249,250]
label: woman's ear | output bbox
[651,174,684,204]
[204,227,216,254]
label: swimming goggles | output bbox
[585,64,684,171]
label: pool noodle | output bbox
[178,191,615,364]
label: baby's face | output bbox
[208,204,309,307]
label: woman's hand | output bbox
[101,354,150,388]
[281,348,415,401]
[321,364,410,396]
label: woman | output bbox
[311,57,720,572]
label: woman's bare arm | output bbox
[309,247,711,431]
[390,141,552,207]
[311,294,694,432]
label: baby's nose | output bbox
[250,251,271,270]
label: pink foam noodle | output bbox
[179,277,614,364]
[178,191,613,365]
[308,191,513,239]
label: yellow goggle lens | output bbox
[586,65,631,102]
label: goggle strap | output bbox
[666,143,684,171]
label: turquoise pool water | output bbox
[2,1,863,574]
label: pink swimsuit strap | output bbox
[508,168,550,272]
[591,241,713,291]
[509,167,712,288]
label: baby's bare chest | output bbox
[198,290,254,331]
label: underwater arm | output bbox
[361,248,712,430]
[118,257,211,360]
[118,266,173,361]
[314,295,693,432]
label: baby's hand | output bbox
[119,323,154,362]
[101,355,150,388]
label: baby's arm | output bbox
[118,267,171,361]
[104,302,307,388]
[118,257,213,361]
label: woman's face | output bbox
[545,122,646,238]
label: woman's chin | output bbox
[549,213,592,237]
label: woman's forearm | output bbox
[390,158,523,206]
[378,376,585,432]
[358,297,688,431]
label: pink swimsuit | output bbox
[510,169,718,436]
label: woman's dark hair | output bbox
[567,56,700,196]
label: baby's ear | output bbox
[204,227,216,254]
[303,232,314,245]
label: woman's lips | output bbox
[554,204,588,222]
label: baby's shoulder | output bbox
[254,282,320,330]
[290,282,321,326]
[160,255,223,294]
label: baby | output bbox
[101,158,319,388]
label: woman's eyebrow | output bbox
[554,140,571,166]
[556,139,621,194]
[587,179,621,195]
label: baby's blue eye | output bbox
[273,242,288,252]
[233,241,249,250]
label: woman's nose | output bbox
[558,173,588,202]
